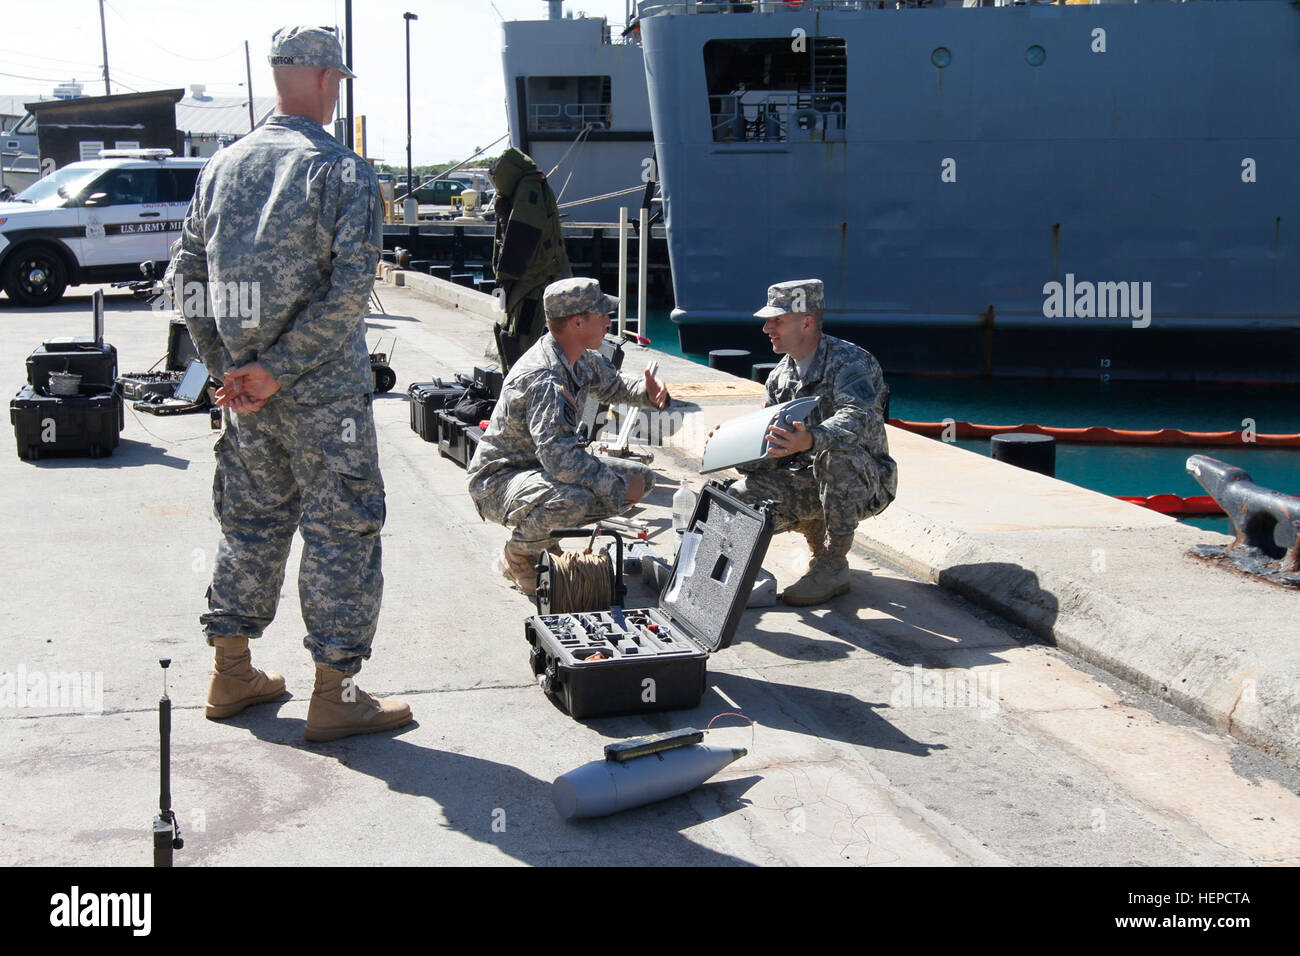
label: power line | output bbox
[0,48,105,70]
[0,69,70,84]
[103,1,245,62]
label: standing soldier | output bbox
[489,147,571,371]
[721,279,897,605]
[467,277,670,595]
[167,26,411,741]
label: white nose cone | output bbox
[553,744,747,820]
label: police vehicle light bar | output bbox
[99,148,174,160]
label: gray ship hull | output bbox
[640,1,1300,381]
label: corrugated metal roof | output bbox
[176,95,277,137]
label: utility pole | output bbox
[403,11,418,221]
[98,0,111,95]
[244,41,255,133]
[344,0,354,149]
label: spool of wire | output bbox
[542,529,616,614]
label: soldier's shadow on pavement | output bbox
[747,564,1055,670]
[573,673,943,757]
[240,712,759,865]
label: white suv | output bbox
[0,149,206,307]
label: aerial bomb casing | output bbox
[553,744,747,820]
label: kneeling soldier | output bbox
[725,279,897,605]
[467,277,671,595]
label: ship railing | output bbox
[639,0,876,17]
[529,102,613,132]
[710,91,846,143]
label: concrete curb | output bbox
[391,269,499,322]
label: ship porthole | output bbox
[931,47,952,69]
[1026,45,1046,67]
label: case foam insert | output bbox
[660,490,763,648]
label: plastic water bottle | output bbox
[672,482,696,534]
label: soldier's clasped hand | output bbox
[216,362,282,414]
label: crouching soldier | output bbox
[467,277,671,595]
[722,279,897,605]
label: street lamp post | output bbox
[403,12,418,225]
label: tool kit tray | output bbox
[524,484,773,719]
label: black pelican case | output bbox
[524,483,773,719]
[26,341,118,393]
[11,385,122,460]
[408,378,468,442]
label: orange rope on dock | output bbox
[1116,495,1225,517]
[889,419,1300,448]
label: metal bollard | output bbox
[991,432,1056,477]
[1187,455,1300,572]
[708,348,752,379]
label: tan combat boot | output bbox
[781,534,854,606]
[793,517,828,572]
[304,665,413,742]
[205,636,287,719]
[494,540,541,596]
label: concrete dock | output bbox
[1,276,1297,867]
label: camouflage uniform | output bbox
[732,299,896,539]
[167,108,385,676]
[467,280,660,551]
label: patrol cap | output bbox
[544,277,619,320]
[754,278,825,318]
[268,26,355,78]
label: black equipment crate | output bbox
[464,423,484,462]
[119,370,184,401]
[437,409,468,465]
[26,342,118,393]
[524,484,773,719]
[166,318,200,372]
[408,379,467,442]
[473,364,503,400]
[11,385,123,460]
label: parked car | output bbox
[399,178,468,206]
[0,149,206,307]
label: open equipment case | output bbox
[525,482,773,719]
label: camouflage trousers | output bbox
[731,448,895,538]
[201,393,385,676]
[474,456,655,550]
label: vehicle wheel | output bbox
[373,365,397,394]
[3,245,69,307]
